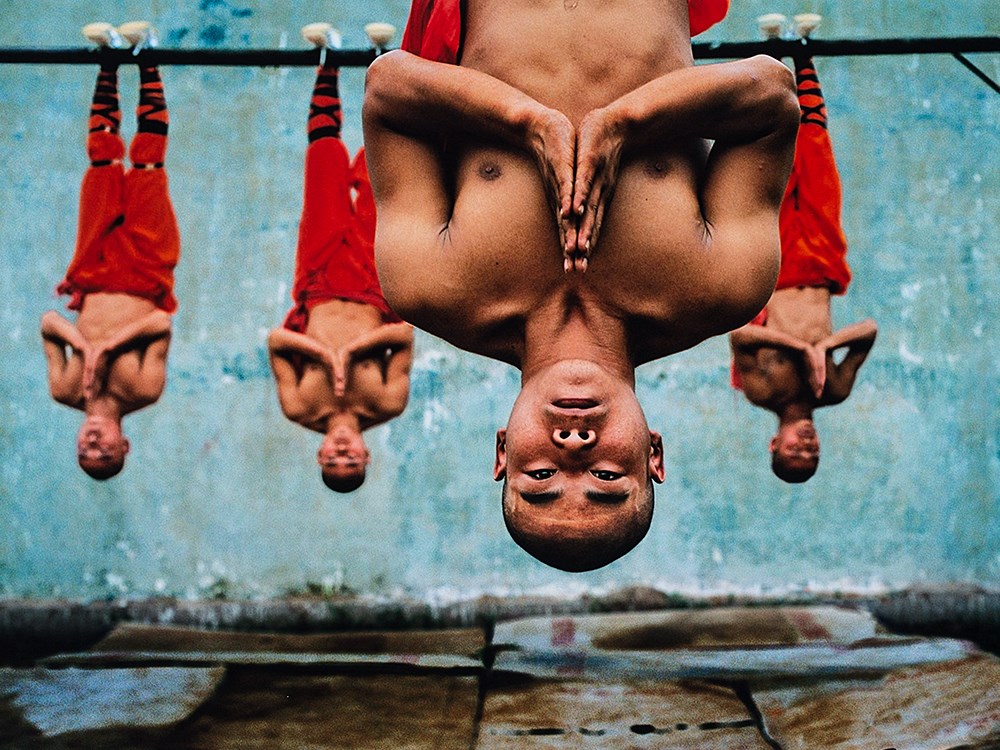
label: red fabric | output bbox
[58,130,180,313]
[283,140,401,332]
[401,0,729,61]
[776,123,852,295]
[688,0,730,37]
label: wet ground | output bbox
[2,605,999,748]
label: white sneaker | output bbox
[81,22,123,48]
[364,22,396,50]
[301,22,342,50]
[756,13,788,39]
[118,21,158,50]
[793,13,822,38]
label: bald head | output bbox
[77,417,129,480]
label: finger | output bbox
[577,180,604,253]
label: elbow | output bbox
[745,55,798,126]
[364,50,408,123]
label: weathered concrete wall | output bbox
[0,1,997,601]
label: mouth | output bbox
[552,398,599,410]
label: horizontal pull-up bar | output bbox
[0,36,996,67]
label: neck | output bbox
[327,410,363,434]
[85,396,122,422]
[521,292,634,386]
[778,401,814,425]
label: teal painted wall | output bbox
[0,1,997,600]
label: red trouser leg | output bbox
[123,66,179,312]
[284,67,400,330]
[776,58,851,294]
[58,67,128,309]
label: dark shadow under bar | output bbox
[0,36,996,66]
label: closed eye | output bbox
[585,490,631,504]
[519,491,562,504]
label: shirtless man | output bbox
[42,23,178,480]
[269,34,413,493]
[363,0,798,569]
[729,57,877,483]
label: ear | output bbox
[768,434,778,454]
[122,437,131,455]
[493,429,507,481]
[647,431,665,484]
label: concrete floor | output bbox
[2,606,999,749]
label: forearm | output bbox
[605,56,797,151]
[40,311,88,352]
[347,323,414,357]
[102,311,172,353]
[365,50,554,152]
[267,328,331,366]
[730,324,809,355]
[820,319,878,351]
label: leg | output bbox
[121,66,181,312]
[286,66,404,328]
[58,65,128,309]
[776,58,851,293]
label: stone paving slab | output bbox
[493,606,882,652]
[169,670,479,750]
[0,666,223,736]
[477,678,770,749]
[753,654,1000,749]
[94,623,485,656]
[41,623,484,670]
[492,607,974,681]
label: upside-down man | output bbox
[363,0,799,568]
[729,57,877,483]
[269,28,414,493]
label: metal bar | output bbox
[0,36,995,67]
[0,47,377,67]
[693,35,1000,60]
[952,52,1000,94]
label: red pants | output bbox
[58,130,180,312]
[776,123,852,295]
[283,140,401,332]
[401,0,729,62]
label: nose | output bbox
[552,428,596,450]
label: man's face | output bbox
[318,425,371,475]
[770,419,820,470]
[77,416,128,477]
[495,361,664,516]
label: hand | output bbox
[526,107,578,265]
[805,344,827,399]
[328,348,348,398]
[571,106,625,271]
[81,343,104,400]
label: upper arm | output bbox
[40,314,84,406]
[131,336,170,402]
[695,60,798,326]
[382,345,414,415]
[268,352,310,420]
[822,329,877,404]
[700,57,799,232]
[364,54,455,306]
